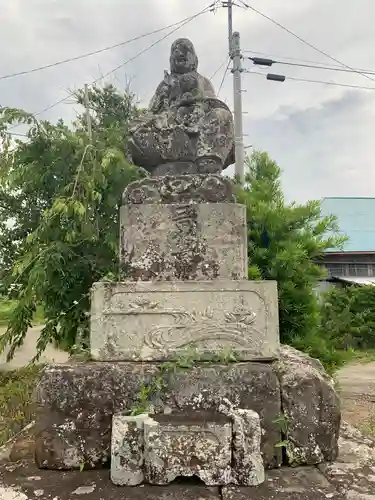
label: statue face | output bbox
[170,39,198,74]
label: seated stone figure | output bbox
[129,38,235,176]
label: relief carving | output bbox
[143,305,262,351]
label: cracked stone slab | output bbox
[119,202,247,281]
[274,346,341,466]
[0,459,220,499]
[34,361,281,470]
[111,413,149,486]
[318,422,375,498]
[231,409,264,486]
[90,280,280,362]
[143,412,232,485]
[222,467,345,500]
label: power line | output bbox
[248,55,375,77]
[239,1,375,84]
[245,69,375,91]
[0,10,213,82]
[244,50,375,74]
[210,58,229,81]
[92,4,214,84]
[15,4,215,121]
[218,58,231,96]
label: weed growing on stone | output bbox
[130,347,238,416]
[0,364,42,445]
[272,412,298,466]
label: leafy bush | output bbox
[321,284,375,349]
[0,85,144,360]
[236,151,344,344]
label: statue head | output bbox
[170,38,198,74]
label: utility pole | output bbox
[224,1,245,182]
[227,0,233,56]
[84,84,92,142]
[232,32,245,182]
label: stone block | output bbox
[119,203,247,281]
[143,412,232,485]
[232,409,264,486]
[122,174,236,205]
[275,346,341,465]
[165,362,282,469]
[90,280,280,362]
[34,361,282,470]
[111,413,149,486]
[222,467,344,500]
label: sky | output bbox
[1,0,375,202]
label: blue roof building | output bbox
[319,197,375,285]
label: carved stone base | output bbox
[122,174,236,205]
[89,280,280,362]
[34,349,340,472]
[144,412,233,486]
[34,361,283,471]
[120,202,247,281]
[110,410,264,486]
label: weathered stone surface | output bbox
[110,413,148,486]
[143,412,232,485]
[318,422,375,497]
[129,38,234,174]
[232,409,264,486]
[161,363,282,469]
[0,457,221,500]
[119,203,247,281]
[222,467,344,500]
[9,419,375,499]
[274,346,341,466]
[122,174,236,205]
[34,361,281,470]
[90,280,280,362]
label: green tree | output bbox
[236,151,346,365]
[321,285,375,349]
[0,84,145,359]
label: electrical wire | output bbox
[239,1,375,84]
[248,55,375,76]
[245,69,375,91]
[11,4,215,122]
[91,3,214,84]
[210,57,230,81]
[244,49,375,74]
[0,9,213,82]
[218,59,231,96]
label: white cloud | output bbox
[1,0,374,201]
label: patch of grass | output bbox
[358,410,375,437]
[346,349,375,365]
[0,297,44,327]
[0,364,43,445]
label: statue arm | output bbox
[148,81,168,112]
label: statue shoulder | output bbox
[199,74,216,98]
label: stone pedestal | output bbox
[120,175,247,281]
[90,280,279,361]
[143,412,233,486]
[34,348,340,473]
[109,409,264,486]
[120,203,247,281]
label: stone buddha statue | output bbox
[129,38,235,176]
